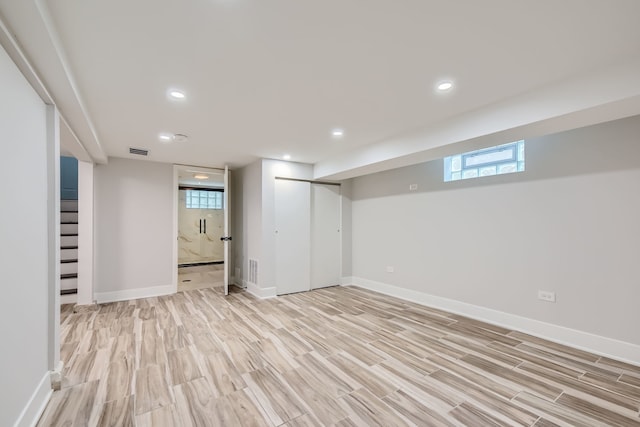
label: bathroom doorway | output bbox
[175,166,228,292]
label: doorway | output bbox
[174,165,231,293]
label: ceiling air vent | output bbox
[129,147,149,156]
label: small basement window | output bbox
[444,140,525,182]
[185,189,224,209]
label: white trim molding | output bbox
[95,284,175,304]
[245,280,277,299]
[345,277,640,367]
[49,361,63,391]
[13,371,52,427]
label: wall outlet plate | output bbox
[538,290,556,303]
[409,184,418,191]
[386,266,394,273]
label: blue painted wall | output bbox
[60,156,78,200]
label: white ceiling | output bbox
[1,0,640,179]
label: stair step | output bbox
[61,273,77,279]
[61,259,78,264]
[61,262,77,275]
[60,200,78,211]
[61,224,78,234]
[61,245,78,250]
[61,275,77,290]
[61,236,78,247]
[61,288,78,295]
[61,248,78,260]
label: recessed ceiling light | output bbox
[193,174,209,180]
[331,128,344,138]
[169,90,186,100]
[283,154,291,160]
[159,133,173,142]
[173,134,189,143]
[437,81,453,91]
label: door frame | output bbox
[172,164,227,293]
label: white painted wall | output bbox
[94,157,174,302]
[77,160,94,305]
[340,180,353,279]
[0,43,52,426]
[350,116,640,356]
[230,165,243,285]
[236,160,262,291]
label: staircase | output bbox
[60,199,78,295]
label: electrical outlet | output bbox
[386,266,394,273]
[538,290,556,303]
[409,184,418,191]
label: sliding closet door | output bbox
[275,179,311,295]
[311,183,341,289]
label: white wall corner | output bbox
[12,371,52,427]
[345,277,640,367]
[49,361,63,391]
[95,284,175,304]
[341,276,354,286]
[77,160,94,305]
[245,281,277,299]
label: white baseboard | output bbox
[341,276,355,286]
[345,276,640,366]
[233,276,246,288]
[245,280,277,299]
[95,284,174,304]
[13,371,52,427]
[49,361,64,391]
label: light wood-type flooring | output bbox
[38,286,640,426]
[178,264,224,292]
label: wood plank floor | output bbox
[38,286,640,426]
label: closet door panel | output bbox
[311,184,341,289]
[275,179,311,295]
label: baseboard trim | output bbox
[95,284,174,304]
[345,276,640,366]
[13,371,52,427]
[49,361,64,391]
[245,280,277,299]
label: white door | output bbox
[311,183,341,289]
[223,166,231,296]
[275,179,310,295]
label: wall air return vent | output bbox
[248,259,258,285]
[129,147,149,156]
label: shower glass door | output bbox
[178,188,224,264]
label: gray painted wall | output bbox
[351,116,640,345]
[94,157,174,295]
[0,43,51,426]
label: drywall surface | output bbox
[0,43,51,426]
[235,160,262,289]
[94,157,174,299]
[351,116,640,346]
[340,180,353,278]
